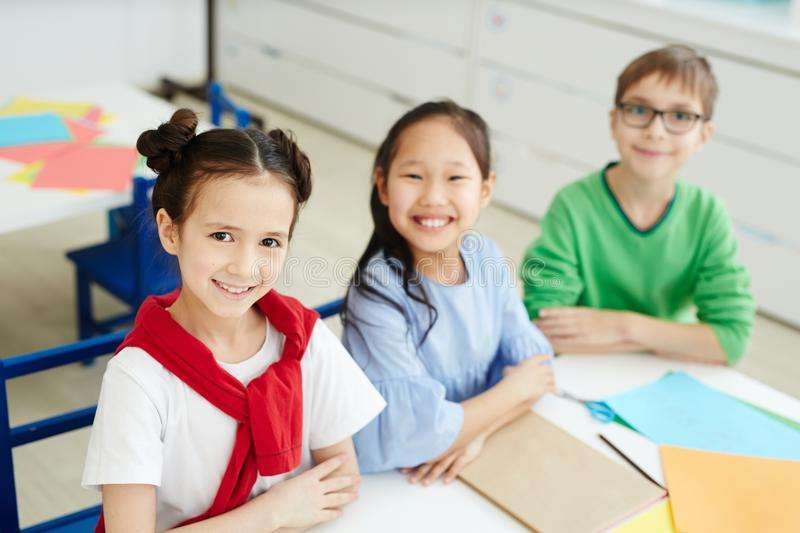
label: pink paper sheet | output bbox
[32,145,137,191]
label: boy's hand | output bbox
[536,307,632,346]
[401,432,488,486]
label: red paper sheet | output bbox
[82,106,103,124]
[65,119,100,142]
[0,119,101,164]
[32,145,137,191]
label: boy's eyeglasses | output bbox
[617,103,706,134]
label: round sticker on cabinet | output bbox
[485,5,508,33]
[492,74,512,102]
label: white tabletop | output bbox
[320,354,800,532]
[0,82,176,235]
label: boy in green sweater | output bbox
[520,45,754,365]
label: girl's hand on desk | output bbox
[500,354,556,402]
[536,307,631,346]
[401,432,488,486]
[264,454,358,530]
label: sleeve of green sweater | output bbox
[520,191,585,319]
[694,198,756,365]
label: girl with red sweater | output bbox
[82,109,385,532]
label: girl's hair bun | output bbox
[137,108,199,174]
[266,128,312,204]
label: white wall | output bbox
[0,0,206,94]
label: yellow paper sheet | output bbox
[661,445,800,533]
[0,97,114,123]
[7,161,42,185]
[0,97,92,118]
[613,499,675,533]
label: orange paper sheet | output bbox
[32,145,137,191]
[661,445,800,533]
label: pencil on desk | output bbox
[598,434,665,489]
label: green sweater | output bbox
[520,164,755,364]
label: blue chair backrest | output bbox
[208,81,251,129]
[128,177,179,308]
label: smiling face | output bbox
[376,117,494,264]
[610,72,714,183]
[157,173,295,319]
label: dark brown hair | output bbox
[342,100,491,347]
[615,45,719,118]
[137,108,312,236]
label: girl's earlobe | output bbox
[481,171,497,207]
[155,208,180,256]
[375,168,390,206]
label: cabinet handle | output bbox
[260,45,282,59]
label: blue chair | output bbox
[0,299,343,532]
[66,177,180,339]
[208,80,252,129]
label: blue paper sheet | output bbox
[0,113,71,147]
[600,371,800,461]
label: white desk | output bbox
[320,355,800,532]
[0,82,176,235]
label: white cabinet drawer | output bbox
[304,0,474,50]
[218,35,408,146]
[478,1,661,103]
[221,0,469,103]
[684,139,799,241]
[475,65,617,168]
[492,135,589,219]
[737,234,800,327]
[711,57,800,163]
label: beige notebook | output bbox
[459,412,665,532]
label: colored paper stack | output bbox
[0,97,138,192]
[595,372,800,533]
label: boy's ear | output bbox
[156,208,180,256]
[697,120,715,150]
[375,168,390,206]
[481,171,497,207]
[609,108,619,138]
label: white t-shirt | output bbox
[83,319,386,531]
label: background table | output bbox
[319,354,800,532]
[0,82,177,235]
